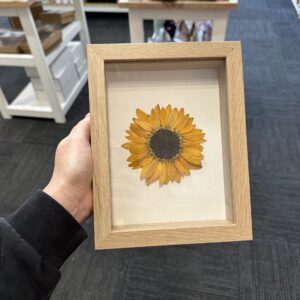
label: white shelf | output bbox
[84,3,128,13]
[7,83,52,118]
[46,20,82,65]
[0,53,35,67]
[7,70,87,119]
[62,69,87,113]
[0,21,82,68]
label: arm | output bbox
[0,114,93,300]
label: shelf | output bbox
[0,21,82,68]
[84,3,128,13]
[46,20,82,65]
[7,83,52,118]
[7,70,88,119]
[0,53,34,67]
[62,69,87,113]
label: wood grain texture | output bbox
[88,47,112,245]
[0,0,37,8]
[118,0,238,10]
[88,42,252,250]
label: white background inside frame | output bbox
[105,60,231,226]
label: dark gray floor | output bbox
[1,0,300,299]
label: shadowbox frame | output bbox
[88,42,252,250]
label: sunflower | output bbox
[122,105,206,186]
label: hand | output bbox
[44,114,93,224]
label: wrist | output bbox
[43,181,87,224]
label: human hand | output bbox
[44,114,93,224]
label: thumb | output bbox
[71,114,91,141]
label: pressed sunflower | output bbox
[122,105,206,186]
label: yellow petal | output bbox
[129,155,153,169]
[160,108,168,127]
[182,157,202,170]
[136,108,149,121]
[172,108,184,129]
[151,108,161,128]
[174,159,190,175]
[129,144,148,154]
[154,104,161,114]
[182,140,203,148]
[128,160,143,169]
[141,159,158,178]
[183,129,205,141]
[181,151,201,166]
[130,123,149,138]
[179,118,195,134]
[167,162,177,182]
[127,152,148,162]
[125,132,147,143]
[159,161,167,185]
[134,118,154,132]
[167,108,178,127]
[166,104,172,114]
[122,142,133,150]
[174,114,190,132]
[183,147,203,157]
[140,156,154,167]
[146,161,162,185]
[180,124,196,134]
[174,169,181,183]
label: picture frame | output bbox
[88,42,252,250]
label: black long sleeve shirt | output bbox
[0,191,87,299]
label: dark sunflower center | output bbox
[149,129,180,160]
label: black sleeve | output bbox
[0,191,87,300]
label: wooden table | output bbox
[118,0,238,42]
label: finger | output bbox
[71,114,91,140]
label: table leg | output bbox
[212,11,228,41]
[128,10,145,43]
[0,87,11,119]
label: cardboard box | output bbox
[31,61,79,99]
[68,41,85,61]
[10,2,44,30]
[39,10,75,25]
[68,42,87,77]
[25,45,78,78]
[50,47,73,77]
[74,57,87,78]
[20,29,62,54]
[0,31,25,54]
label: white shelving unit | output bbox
[0,0,90,123]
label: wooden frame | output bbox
[88,42,252,250]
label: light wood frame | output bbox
[88,42,252,250]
